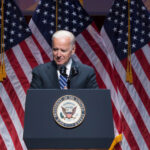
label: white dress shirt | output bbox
[57,59,72,78]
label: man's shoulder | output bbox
[33,61,55,72]
[74,61,94,72]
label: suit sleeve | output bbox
[30,68,42,89]
[86,68,99,89]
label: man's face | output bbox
[52,37,75,66]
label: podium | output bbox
[23,89,114,150]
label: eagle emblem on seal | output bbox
[61,106,77,119]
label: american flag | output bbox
[29,0,93,61]
[1,0,149,149]
[0,0,44,149]
[29,0,121,148]
[101,0,150,149]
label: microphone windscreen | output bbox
[71,66,78,77]
[59,65,67,76]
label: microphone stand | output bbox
[67,76,71,89]
[59,65,78,89]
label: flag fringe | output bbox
[126,64,133,84]
[109,134,123,150]
[0,66,3,81]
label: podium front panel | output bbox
[24,89,114,149]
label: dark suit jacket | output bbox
[30,60,98,89]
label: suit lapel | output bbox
[69,60,80,78]
[49,61,60,89]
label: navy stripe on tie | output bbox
[59,74,67,89]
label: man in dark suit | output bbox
[30,30,98,89]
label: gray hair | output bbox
[52,30,75,48]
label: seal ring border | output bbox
[52,95,86,128]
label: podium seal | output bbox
[53,95,86,128]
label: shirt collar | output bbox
[57,58,72,77]
[66,58,72,76]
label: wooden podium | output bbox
[24,89,114,150]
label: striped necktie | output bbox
[59,74,68,89]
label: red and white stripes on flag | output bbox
[0,35,45,149]
[101,26,150,150]
[99,0,150,149]
[1,0,149,150]
[0,2,46,149]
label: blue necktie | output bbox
[59,74,68,89]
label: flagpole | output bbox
[56,0,58,31]
[0,0,6,81]
[126,0,133,84]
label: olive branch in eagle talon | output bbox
[61,106,77,119]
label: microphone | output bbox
[59,65,67,77]
[71,66,78,77]
[59,65,70,89]
[59,65,79,89]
